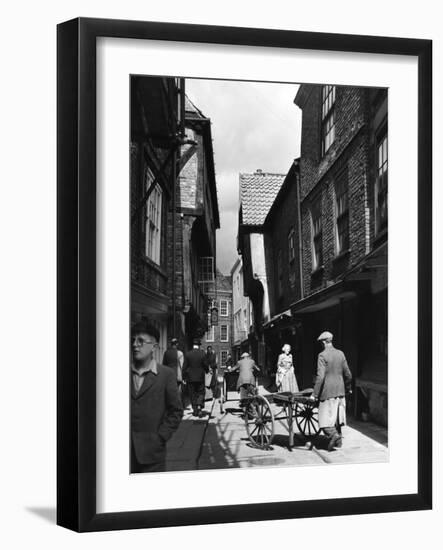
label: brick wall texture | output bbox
[202,273,234,364]
[297,85,386,297]
[264,168,302,317]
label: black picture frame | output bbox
[57,17,432,532]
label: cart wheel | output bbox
[295,401,320,437]
[243,395,274,449]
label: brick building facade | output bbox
[230,257,253,362]
[234,86,387,423]
[130,76,182,361]
[237,170,285,368]
[130,79,219,358]
[262,159,303,378]
[168,95,220,351]
[291,84,388,425]
[202,270,233,367]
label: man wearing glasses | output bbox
[131,320,183,473]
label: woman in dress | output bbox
[276,344,299,393]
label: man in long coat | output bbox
[131,321,183,473]
[311,331,352,451]
[162,337,184,397]
[182,339,209,417]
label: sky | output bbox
[185,78,301,275]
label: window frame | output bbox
[144,167,163,265]
[205,324,215,342]
[310,200,323,272]
[198,256,215,283]
[220,324,229,342]
[220,350,229,365]
[321,85,336,156]
[277,249,283,297]
[220,299,229,317]
[334,169,350,256]
[288,227,296,263]
[375,127,388,236]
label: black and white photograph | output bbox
[1,0,437,543]
[130,76,388,474]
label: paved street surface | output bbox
[166,385,388,472]
[165,388,215,472]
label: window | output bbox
[234,311,240,334]
[277,249,283,296]
[198,258,215,295]
[220,300,228,316]
[145,168,162,264]
[198,257,214,281]
[310,201,323,271]
[220,324,229,342]
[288,228,296,263]
[334,169,349,255]
[205,324,215,342]
[321,85,336,155]
[375,132,388,234]
[220,350,228,365]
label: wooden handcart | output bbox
[241,388,320,450]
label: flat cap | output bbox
[171,337,178,344]
[241,352,250,358]
[317,331,333,341]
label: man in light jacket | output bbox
[311,331,352,451]
[230,351,260,403]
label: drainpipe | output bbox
[172,78,187,338]
[339,298,344,348]
[179,78,185,137]
[171,79,182,338]
[172,93,177,337]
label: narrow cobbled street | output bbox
[166,382,388,472]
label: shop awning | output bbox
[132,282,169,318]
[344,242,387,282]
[263,309,292,330]
[290,280,368,315]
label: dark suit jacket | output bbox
[163,347,179,367]
[182,348,208,382]
[131,362,183,466]
[313,346,352,401]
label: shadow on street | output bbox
[197,417,241,470]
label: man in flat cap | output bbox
[311,331,352,451]
[229,351,260,403]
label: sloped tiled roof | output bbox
[216,269,232,292]
[185,95,206,119]
[239,170,285,225]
